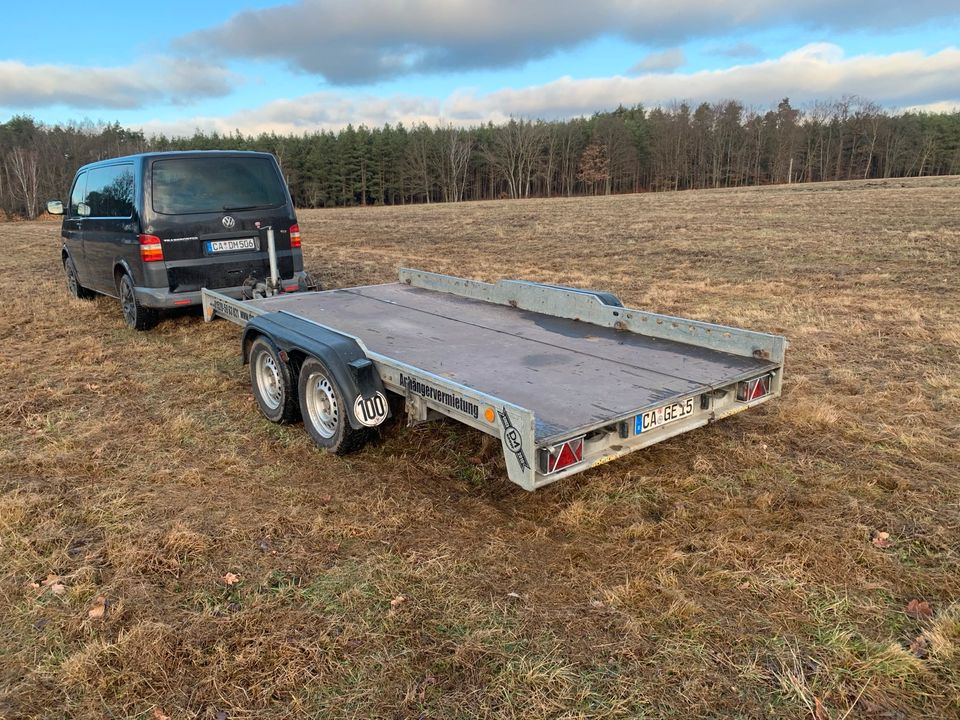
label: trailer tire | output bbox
[298,357,370,455]
[249,337,300,424]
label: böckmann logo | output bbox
[498,407,530,471]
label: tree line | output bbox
[2,97,959,217]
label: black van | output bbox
[48,150,307,330]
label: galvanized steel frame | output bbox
[202,268,787,492]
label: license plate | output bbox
[206,238,256,253]
[635,397,695,435]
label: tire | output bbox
[249,337,299,424]
[298,357,370,455]
[63,256,94,300]
[118,273,158,331]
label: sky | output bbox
[2,0,959,137]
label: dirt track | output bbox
[1,177,959,718]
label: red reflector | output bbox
[139,234,163,262]
[539,436,585,475]
[554,442,578,470]
[737,374,771,402]
[289,224,301,248]
[173,299,191,306]
[283,284,298,292]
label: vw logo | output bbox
[221,215,236,229]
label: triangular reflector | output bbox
[750,377,768,400]
[555,442,578,471]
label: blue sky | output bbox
[2,1,959,136]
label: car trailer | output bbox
[202,269,787,491]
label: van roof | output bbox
[75,150,276,173]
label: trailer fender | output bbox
[241,312,390,430]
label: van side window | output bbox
[69,172,87,217]
[86,164,135,218]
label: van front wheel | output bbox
[118,273,158,331]
[64,256,94,300]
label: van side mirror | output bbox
[77,202,91,217]
[47,200,64,215]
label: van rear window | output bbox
[151,157,287,214]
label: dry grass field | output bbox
[1,177,959,719]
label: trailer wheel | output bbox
[298,357,370,455]
[64,256,94,300]
[249,337,299,424]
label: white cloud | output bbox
[179,0,960,84]
[902,100,960,113]
[135,44,960,137]
[629,48,685,74]
[137,92,447,137]
[0,58,235,110]
[445,45,960,122]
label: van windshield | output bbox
[151,156,287,214]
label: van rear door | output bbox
[145,155,298,293]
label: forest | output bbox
[1,97,959,217]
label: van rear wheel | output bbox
[298,357,370,455]
[249,337,299,424]
[118,273,158,331]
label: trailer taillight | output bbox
[139,234,163,262]
[290,224,301,248]
[538,436,584,475]
[737,374,772,402]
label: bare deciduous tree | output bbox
[6,147,40,218]
[480,119,546,199]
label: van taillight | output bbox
[290,224,301,248]
[139,234,163,262]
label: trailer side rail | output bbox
[202,289,268,324]
[399,268,787,364]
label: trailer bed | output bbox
[243,283,777,443]
[203,269,786,490]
